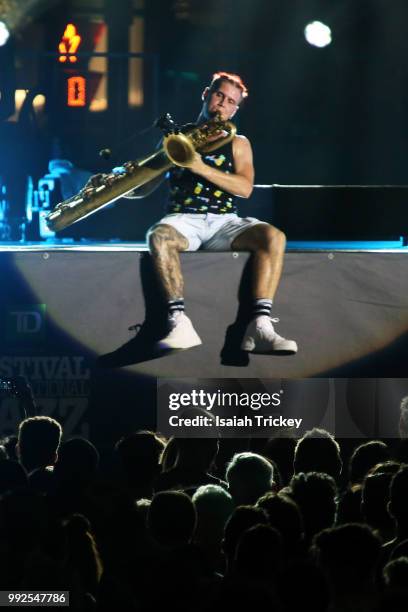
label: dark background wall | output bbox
[2,0,408,239]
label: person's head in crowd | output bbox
[0,459,28,494]
[161,432,219,474]
[115,430,165,496]
[391,539,408,561]
[399,395,408,438]
[382,545,408,608]
[17,416,62,473]
[340,457,396,528]
[226,452,274,505]
[63,513,103,596]
[277,561,330,612]
[361,472,395,541]
[256,492,304,557]
[160,436,179,472]
[288,471,337,544]
[349,440,389,486]
[263,434,297,486]
[369,460,401,477]
[159,408,218,473]
[383,556,408,590]
[222,505,268,574]
[176,436,219,471]
[0,435,17,461]
[192,484,234,567]
[234,524,283,582]
[148,490,197,548]
[53,437,99,488]
[336,485,363,525]
[156,428,222,493]
[388,465,408,537]
[294,428,342,481]
[312,523,382,594]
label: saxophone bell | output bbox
[163,113,236,167]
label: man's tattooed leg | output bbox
[148,224,188,300]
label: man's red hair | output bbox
[209,71,249,99]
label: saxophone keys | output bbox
[124,161,139,172]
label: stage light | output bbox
[304,21,332,48]
[0,21,9,47]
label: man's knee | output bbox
[148,224,188,254]
[260,225,286,253]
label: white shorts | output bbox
[147,212,267,251]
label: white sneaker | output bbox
[158,311,202,350]
[241,315,298,354]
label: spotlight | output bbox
[0,22,9,47]
[304,21,332,48]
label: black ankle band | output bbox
[252,298,273,317]
[168,298,185,314]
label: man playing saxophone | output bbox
[146,71,297,354]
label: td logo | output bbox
[6,304,46,342]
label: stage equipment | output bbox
[46,114,237,232]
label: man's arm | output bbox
[186,135,254,198]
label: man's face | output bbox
[203,80,242,121]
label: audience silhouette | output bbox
[0,410,407,611]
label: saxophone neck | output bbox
[197,113,237,154]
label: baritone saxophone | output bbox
[46,114,237,232]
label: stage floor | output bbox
[1,248,408,379]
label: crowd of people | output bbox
[1,415,408,611]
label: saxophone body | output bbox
[46,114,237,232]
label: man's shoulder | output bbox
[235,134,250,144]
[233,134,252,155]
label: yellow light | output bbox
[59,23,82,63]
[33,94,46,110]
[67,76,86,107]
[6,89,27,122]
